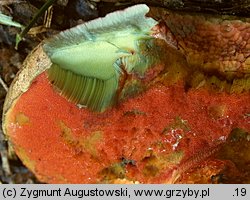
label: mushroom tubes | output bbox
[2,4,250,183]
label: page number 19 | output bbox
[234,188,247,197]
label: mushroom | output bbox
[2,4,250,183]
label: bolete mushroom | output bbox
[2,4,250,183]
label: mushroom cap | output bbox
[2,4,250,183]
[2,44,51,118]
[3,42,250,183]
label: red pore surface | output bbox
[6,72,250,183]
